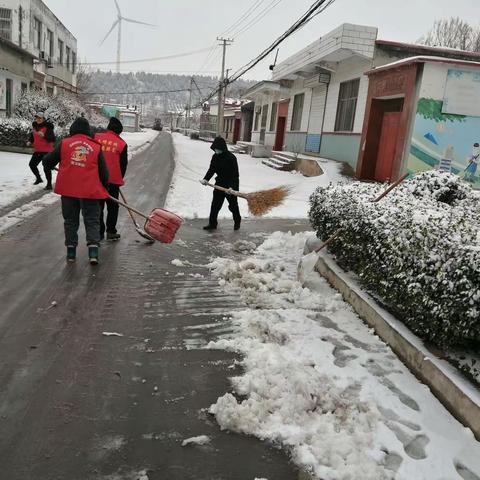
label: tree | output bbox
[419,17,480,52]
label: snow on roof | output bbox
[366,55,480,75]
[376,39,480,61]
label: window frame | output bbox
[66,46,71,69]
[269,102,278,132]
[33,17,42,50]
[0,7,12,41]
[290,93,305,131]
[334,78,360,132]
[58,39,64,65]
[260,104,269,129]
[47,29,54,59]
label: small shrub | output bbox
[309,171,480,348]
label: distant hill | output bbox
[83,70,257,113]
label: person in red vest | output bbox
[94,117,128,241]
[27,112,56,190]
[43,117,109,265]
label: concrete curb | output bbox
[0,146,33,154]
[315,254,480,440]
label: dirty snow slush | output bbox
[204,231,480,480]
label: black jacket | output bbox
[43,117,109,189]
[29,121,56,144]
[203,137,239,189]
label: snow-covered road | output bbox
[0,129,159,234]
[167,133,346,219]
[204,231,480,480]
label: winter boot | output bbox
[66,246,76,263]
[33,177,43,185]
[107,232,121,241]
[44,184,53,191]
[203,224,217,231]
[88,245,99,265]
[234,220,241,231]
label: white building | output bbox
[244,23,480,172]
[0,0,77,116]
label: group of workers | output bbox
[28,113,241,265]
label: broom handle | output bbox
[314,173,409,254]
[205,182,248,199]
[119,190,140,225]
[109,196,150,221]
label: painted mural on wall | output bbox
[409,97,480,189]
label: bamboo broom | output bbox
[205,182,291,217]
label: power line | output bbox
[231,0,284,39]
[195,0,337,108]
[218,0,266,37]
[85,88,191,95]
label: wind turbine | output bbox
[100,0,155,73]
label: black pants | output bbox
[100,184,120,237]
[29,152,52,185]
[61,196,101,247]
[209,189,241,227]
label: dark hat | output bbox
[69,117,91,137]
[210,136,228,152]
[107,117,123,135]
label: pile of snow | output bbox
[206,231,480,480]
[122,129,159,155]
[181,435,211,447]
[167,133,346,219]
[309,171,480,348]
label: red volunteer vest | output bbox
[54,134,108,199]
[32,126,54,153]
[94,131,126,186]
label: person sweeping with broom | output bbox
[200,136,241,231]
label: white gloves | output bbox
[200,179,208,186]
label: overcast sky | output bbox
[43,0,479,80]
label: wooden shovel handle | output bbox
[109,196,150,221]
[119,190,141,226]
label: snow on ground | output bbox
[167,133,346,219]
[0,130,158,234]
[181,435,211,447]
[0,151,57,210]
[206,231,480,480]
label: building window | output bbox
[291,93,305,131]
[261,104,269,129]
[254,108,261,131]
[18,6,22,46]
[6,78,13,117]
[21,82,28,93]
[66,46,71,69]
[58,39,64,65]
[72,51,76,73]
[334,78,360,132]
[0,8,12,41]
[269,102,278,131]
[33,17,42,49]
[47,29,54,59]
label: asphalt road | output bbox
[0,132,310,480]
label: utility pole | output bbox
[186,76,193,131]
[216,37,233,137]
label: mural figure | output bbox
[464,142,479,183]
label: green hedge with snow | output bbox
[309,171,480,348]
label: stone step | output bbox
[261,158,283,170]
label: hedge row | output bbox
[309,171,480,348]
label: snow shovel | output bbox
[109,196,183,244]
[204,182,290,216]
[298,173,409,283]
[118,190,155,243]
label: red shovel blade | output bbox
[144,208,183,244]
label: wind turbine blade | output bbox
[122,17,156,27]
[99,19,119,46]
[114,0,121,15]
